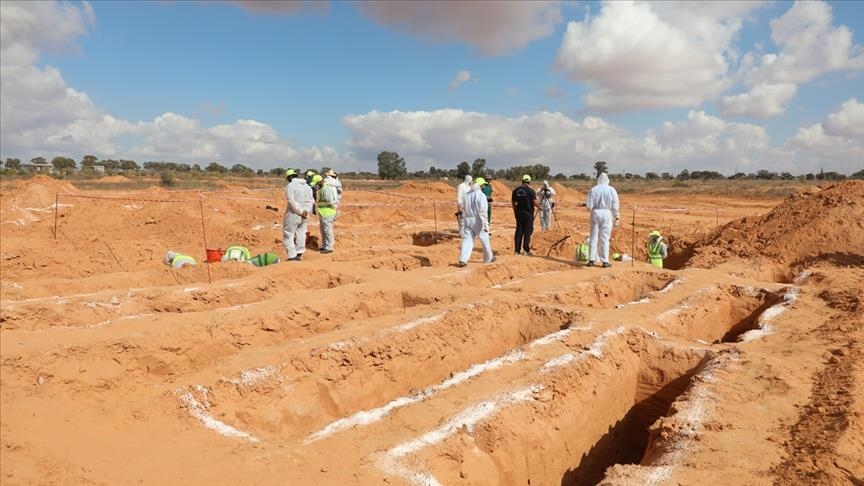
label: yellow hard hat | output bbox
[649,230,662,237]
[474,177,487,186]
[521,174,531,182]
[285,168,297,179]
[311,174,323,186]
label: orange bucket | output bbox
[205,248,223,263]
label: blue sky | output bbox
[1,1,862,176]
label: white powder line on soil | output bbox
[178,389,259,442]
[377,385,542,486]
[306,349,526,443]
[738,287,799,342]
[641,351,739,485]
[221,366,279,387]
[309,320,587,443]
[540,326,625,372]
[656,286,715,321]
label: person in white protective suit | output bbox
[585,172,620,268]
[456,178,495,267]
[455,174,473,231]
[283,168,314,261]
[538,180,557,230]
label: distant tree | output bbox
[660,172,672,180]
[851,169,864,180]
[456,161,471,179]
[4,158,21,170]
[270,167,284,176]
[30,157,47,165]
[676,169,690,181]
[205,162,228,173]
[143,161,164,172]
[176,163,191,172]
[729,172,747,180]
[81,155,98,169]
[756,169,775,180]
[779,172,795,180]
[593,161,608,177]
[645,172,659,179]
[820,171,845,180]
[471,158,487,178]
[553,173,567,180]
[120,159,139,171]
[192,164,202,172]
[101,159,120,171]
[805,173,815,180]
[51,156,76,171]
[230,164,253,174]
[377,151,407,180]
[160,171,174,186]
[411,169,429,178]
[428,166,447,178]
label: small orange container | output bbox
[205,248,224,263]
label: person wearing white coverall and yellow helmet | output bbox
[585,172,620,268]
[317,170,340,254]
[456,178,495,267]
[283,168,314,261]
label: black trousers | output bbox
[514,210,534,253]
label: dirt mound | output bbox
[549,182,582,204]
[395,181,453,195]
[1,175,79,209]
[687,181,864,267]
[93,175,131,183]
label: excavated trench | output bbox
[198,302,579,437]
[405,332,709,486]
[546,272,677,309]
[0,268,353,330]
[656,285,784,343]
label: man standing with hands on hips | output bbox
[585,172,620,268]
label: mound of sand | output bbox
[688,181,864,267]
[93,175,131,183]
[1,175,79,209]
[395,181,454,195]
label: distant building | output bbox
[21,163,53,174]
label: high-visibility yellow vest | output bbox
[317,184,337,218]
[648,238,664,268]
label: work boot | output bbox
[587,261,595,267]
[602,262,612,268]
[524,251,532,256]
[320,248,333,254]
[457,261,467,267]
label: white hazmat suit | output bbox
[585,173,620,265]
[458,183,494,265]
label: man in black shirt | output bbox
[511,174,541,255]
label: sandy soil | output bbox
[1,175,862,485]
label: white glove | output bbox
[614,217,620,227]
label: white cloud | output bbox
[342,108,787,175]
[358,1,562,56]
[449,70,472,90]
[719,82,797,118]
[788,98,863,174]
[555,1,760,111]
[824,98,864,138]
[0,1,340,170]
[747,1,864,84]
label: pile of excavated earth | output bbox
[0,176,861,485]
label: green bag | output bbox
[249,253,280,267]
